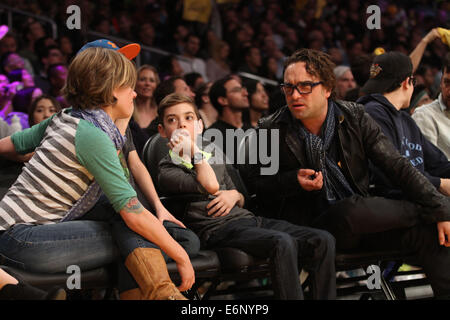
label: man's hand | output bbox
[297,169,323,191]
[156,205,187,228]
[423,28,441,44]
[206,190,240,217]
[439,178,450,196]
[437,221,450,247]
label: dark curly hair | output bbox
[284,48,336,99]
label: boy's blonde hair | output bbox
[63,47,137,110]
[158,93,201,125]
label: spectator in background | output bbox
[0,34,17,56]
[333,66,356,100]
[262,35,285,80]
[242,79,269,128]
[206,40,231,82]
[262,56,281,83]
[413,53,450,160]
[34,45,65,94]
[34,36,58,70]
[7,68,35,88]
[48,64,67,97]
[414,64,436,97]
[167,24,190,55]
[116,11,136,41]
[345,54,373,101]
[177,33,208,81]
[327,47,344,66]
[2,86,43,130]
[184,72,204,92]
[57,35,74,64]
[205,75,251,164]
[407,84,433,115]
[129,64,160,155]
[358,52,450,200]
[158,55,184,81]
[238,46,263,76]
[195,81,217,128]
[28,94,61,127]
[138,22,157,65]
[134,65,160,130]
[11,86,43,114]
[1,52,25,75]
[0,33,34,76]
[19,19,46,74]
[92,16,112,35]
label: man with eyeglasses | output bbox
[413,52,450,160]
[250,48,450,299]
[205,75,252,164]
[357,52,450,199]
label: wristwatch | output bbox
[193,152,206,164]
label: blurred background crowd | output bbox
[0,0,448,133]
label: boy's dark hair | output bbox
[157,92,201,125]
[284,49,336,96]
[208,75,233,116]
[443,53,450,74]
[153,76,184,106]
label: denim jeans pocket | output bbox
[0,252,26,270]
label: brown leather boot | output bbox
[124,247,187,300]
[119,288,142,300]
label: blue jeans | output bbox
[0,195,200,291]
[0,221,119,273]
[90,195,201,293]
[205,217,336,300]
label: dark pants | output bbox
[205,217,336,300]
[312,194,450,298]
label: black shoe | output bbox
[0,283,66,300]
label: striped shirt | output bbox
[0,109,136,230]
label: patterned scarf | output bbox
[60,108,126,222]
[297,101,354,203]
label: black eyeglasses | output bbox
[280,81,323,95]
[408,76,417,86]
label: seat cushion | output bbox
[167,250,220,274]
[167,250,221,283]
[214,247,269,273]
[0,265,115,290]
[335,249,415,270]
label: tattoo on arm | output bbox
[124,197,144,214]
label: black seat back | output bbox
[141,134,169,192]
